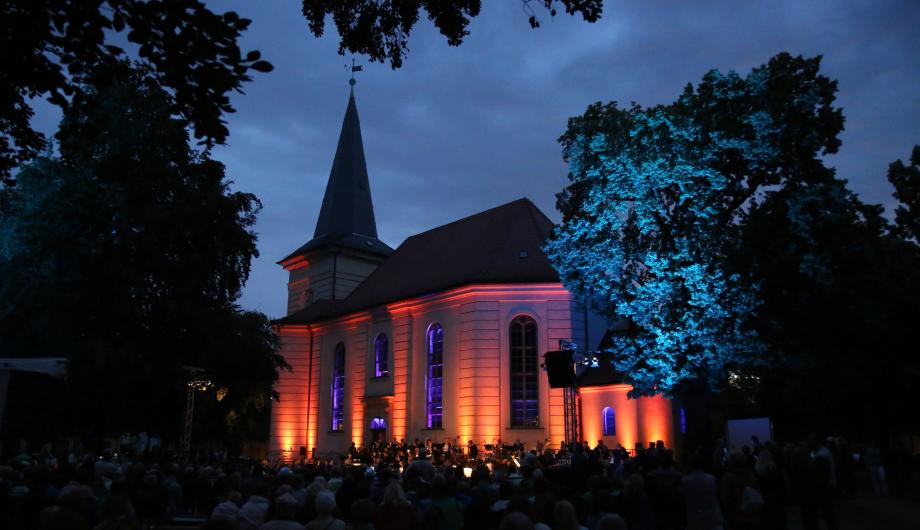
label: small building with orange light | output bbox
[269,86,676,458]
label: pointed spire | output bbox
[313,87,377,238]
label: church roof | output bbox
[279,198,561,324]
[281,88,393,262]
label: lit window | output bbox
[510,315,539,427]
[679,407,687,434]
[603,407,616,436]
[374,333,389,377]
[426,323,443,428]
[331,342,345,431]
[370,417,386,430]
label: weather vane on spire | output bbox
[348,58,363,87]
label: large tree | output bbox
[303,0,604,68]
[548,53,920,438]
[546,53,844,396]
[0,62,285,441]
[1,0,272,184]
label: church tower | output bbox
[279,82,393,315]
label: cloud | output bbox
[29,0,920,317]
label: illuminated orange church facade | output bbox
[269,87,675,458]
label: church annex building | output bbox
[269,86,676,459]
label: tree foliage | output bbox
[727,173,920,438]
[0,63,285,440]
[549,53,920,437]
[547,54,845,396]
[888,145,920,243]
[303,0,604,68]
[0,0,272,184]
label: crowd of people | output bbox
[1,435,918,530]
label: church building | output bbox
[269,85,675,459]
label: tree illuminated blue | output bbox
[544,54,845,395]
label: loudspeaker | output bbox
[544,350,575,388]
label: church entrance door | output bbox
[370,416,387,444]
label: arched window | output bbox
[370,417,386,430]
[510,315,539,427]
[330,342,345,431]
[374,333,389,377]
[426,323,444,428]
[603,407,616,436]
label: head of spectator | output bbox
[274,492,298,520]
[500,511,535,530]
[553,500,581,530]
[315,490,337,517]
[381,480,409,506]
[595,513,627,530]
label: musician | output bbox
[467,440,479,460]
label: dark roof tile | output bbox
[279,198,559,324]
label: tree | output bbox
[728,169,920,439]
[888,145,920,243]
[303,0,604,68]
[548,53,920,439]
[1,0,272,184]
[0,62,285,441]
[546,53,845,396]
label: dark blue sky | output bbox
[51,0,920,318]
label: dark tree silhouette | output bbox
[0,0,272,184]
[303,0,604,68]
[888,145,920,243]
[0,62,285,440]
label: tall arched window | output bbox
[510,315,539,427]
[330,342,345,431]
[374,333,389,377]
[603,407,616,436]
[426,323,444,429]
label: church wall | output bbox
[389,312,412,443]
[459,300,501,447]
[272,283,675,458]
[407,303,460,444]
[578,385,675,453]
[286,265,312,315]
[578,385,638,451]
[270,327,311,456]
[313,328,346,458]
[284,251,386,316]
[636,394,674,449]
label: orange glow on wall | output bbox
[580,385,636,450]
[280,255,310,270]
[577,384,676,453]
[386,283,570,315]
[388,315,410,443]
[271,281,677,457]
[636,394,673,449]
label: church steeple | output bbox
[279,82,393,314]
[313,86,378,241]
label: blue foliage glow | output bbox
[546,74,772,396]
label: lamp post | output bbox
[179,367,213,463]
